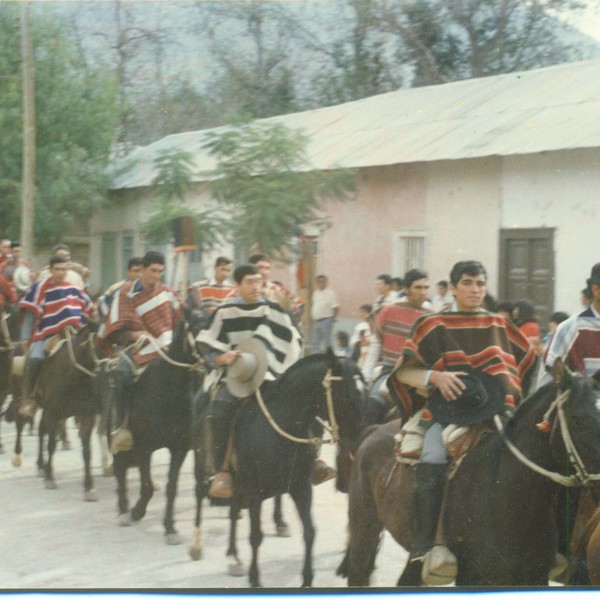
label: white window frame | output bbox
[392,230,427,276]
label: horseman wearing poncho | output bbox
[195,263,304,499]
[391,260,537,586]
[18,255,94,417]
[98,251,181,454]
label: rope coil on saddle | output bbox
[254,368,343,446]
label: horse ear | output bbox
[552,358,571,390]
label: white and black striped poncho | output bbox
[195,299,303,389]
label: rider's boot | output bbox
[207,395,237,500]
[19,357,44,418]
[411,462,457,585]
[110,370,134,454]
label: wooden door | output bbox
[499,229,554,330]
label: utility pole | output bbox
[20,1,36,258]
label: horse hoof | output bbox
[228,559,246,577]
[102,466,114,477]
[118,513,132,527]
[12,454,22,468]
[166,532,182,546]
[84,489,99,502]
[44,480,58,490]
[276,525,291,538]
[189,546,202,561]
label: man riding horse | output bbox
[98,250,181,454]
[19,255,95,418]
[391,260,537,585]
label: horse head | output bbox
[171,306,211,364]
[507,359,600,489]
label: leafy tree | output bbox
[0,4,117,247]
[201,120,356,261]
[142,148,228,252]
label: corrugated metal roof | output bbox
[110,59,600,190]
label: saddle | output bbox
[394,408,492,465]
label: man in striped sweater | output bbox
[186,256,233,314]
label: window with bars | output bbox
[392,231,426,276]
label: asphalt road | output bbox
[0,417,408,590]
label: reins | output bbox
[495,387,600,487]
[254,368,343,446]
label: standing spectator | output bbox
[0,238,11,268]
[310,274,339,354]
[431,280,453,312]
[541,311,570,349]
[350,304,372,374]
[334,331,350,358]
[512,299,542,355]
[39,243,89,289]
[373,274,397,311]
[187,256,233,314]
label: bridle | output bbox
[495,386,600,487]
[255,368,343,446]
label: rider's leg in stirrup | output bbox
[19,342,45,417]
[110,357,135,454]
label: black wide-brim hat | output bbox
[427,367,506,426]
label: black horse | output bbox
[337,361,600,586]
[32,324,100,499]
[189,350,366,587]
[105,307,208,544]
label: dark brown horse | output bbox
[338,362,600,586]
[33,324,100,499]
[189,351,366,587]
[105,307,208,544]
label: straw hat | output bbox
[225,337,269,398]
[13,265,32,293]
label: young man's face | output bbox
[11,246,21,260]
[127,264,143,281]
[375,279,389,296]
[255,260,271,283]
[316,276,327,290]
[237,273,262,303]
[215,263,232,284]
[1,240,11,257]
[591,284,600,312]
[50,262,69,284]
[450,273,487,312]
[405,278,430,308]
[140,262,164,290]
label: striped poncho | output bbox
[19,277,93,341]
[391,311,538,420]
[99,279,181,365]
[196,299,303,388]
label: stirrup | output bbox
[19,400,37,418]
[312,459,337,485]
[422,545,458,586]
[549,552,568,582]
[208,471,233,499]
[110,428,134,454]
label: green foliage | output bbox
[202,120,355,260]
[142,147,228,252]
[0,4,117,246]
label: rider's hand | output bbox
[429,371,468,401]
[214,350,241,367]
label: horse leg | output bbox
[113,453,131,526]
[190,446,208,561]
[345,520,384,586]
[397,556,423,586]
[273,494,290,537]
[131,452,154,522]
[248,498,264,588]
[290,482,315,587]
[163,447,188,544]
[80,416,97,502]
[43,420,58,489]
[37,414,46,476]
[227,498,246,577]
[12,413,25,468]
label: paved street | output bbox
[0,417,408,589]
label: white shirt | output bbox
[311,287,339,320]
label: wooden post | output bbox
[20,2,36,258]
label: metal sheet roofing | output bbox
[110,59,600,190]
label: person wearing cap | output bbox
[196,263,331,499]
[536,262,600,575]
[391,260,537,584]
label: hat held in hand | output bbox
[427,367,505,426]
[225,337,269,398]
